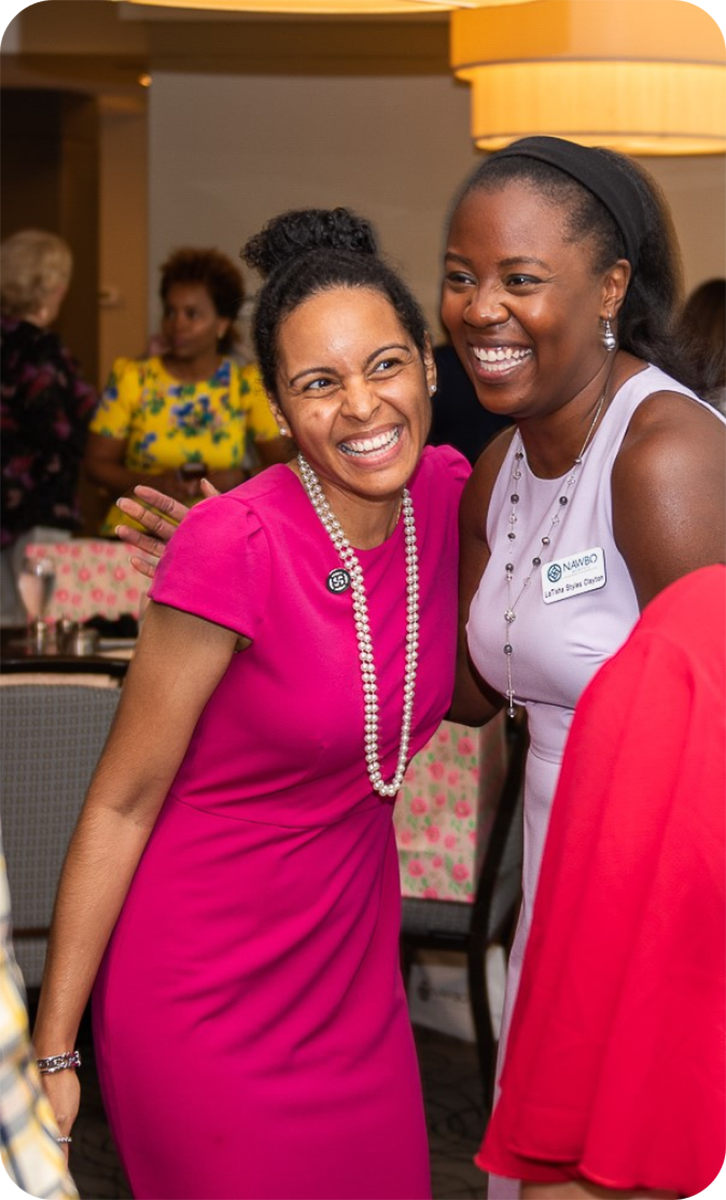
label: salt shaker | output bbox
[72,626,99,656]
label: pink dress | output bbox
[92,446,469,1200]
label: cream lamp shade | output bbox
[115,1,536,11]
[451,0,726,155]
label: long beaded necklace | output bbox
[502,391,606,718]
[297,453,419,799]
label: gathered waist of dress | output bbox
[165,789,394,833]
[520,700,575,767]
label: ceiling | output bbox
[0,0,451,95]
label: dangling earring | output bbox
[601,316,617,352]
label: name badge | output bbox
[541,546,607,604]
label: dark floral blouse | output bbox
[1,315,97,549]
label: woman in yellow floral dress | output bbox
[85,248,289,534]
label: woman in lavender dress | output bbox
[443,138,725,1199]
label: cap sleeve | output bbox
[415,443,471,502]
[437,442,472,488]
[148,494,271,640]
[237,363,280,443]
[90,357,140,439]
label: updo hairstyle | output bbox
[0,230,73,319]
[452,149,712,396]
[159,247,244,355]
[242,207,429,401]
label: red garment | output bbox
[478,565,726,1197]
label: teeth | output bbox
[341,428,400,457]
[472,347,531,364]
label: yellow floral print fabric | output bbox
[90,357,278,534]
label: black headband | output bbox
[491,136,647,270]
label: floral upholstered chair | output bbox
[394,717,508,902]
[23,540,149,624]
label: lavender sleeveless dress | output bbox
[467,366,724,1198]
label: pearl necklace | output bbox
[502,391,606,718]
[297,453,419,798]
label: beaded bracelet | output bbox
[37,1050,82,1075]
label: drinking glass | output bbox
[17,555,56,644]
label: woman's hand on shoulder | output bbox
[613,390,726,609]
[116,479,220,579]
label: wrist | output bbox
[36,1050,82,1075]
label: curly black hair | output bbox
[159,248,244,355]
[242,208,429,401]
[244,207,378,279]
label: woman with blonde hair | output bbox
[1,229,73,323]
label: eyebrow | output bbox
[288,342,411,387]
[444,252,550,271]
[498,256,550,270]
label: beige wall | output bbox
[147,71,481,344]
[4,2,724,368]
[147,69,724,348]
[646,154,726,293]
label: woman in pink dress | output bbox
[33,208,470,1200]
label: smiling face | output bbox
[161,282,230,364]
[441,182,623,421]
[271,286,435,517]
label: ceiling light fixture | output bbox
[116,1,534,14]
[451,0,726,155]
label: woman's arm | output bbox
[33,601,238,1138]
[613,392,726,609]
[447,439,510,726]
[83,431,190,503]
[523,1182,677,1199]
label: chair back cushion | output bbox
[394,714,509,901]
[0,679,121,985]
[24,540,150,623]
